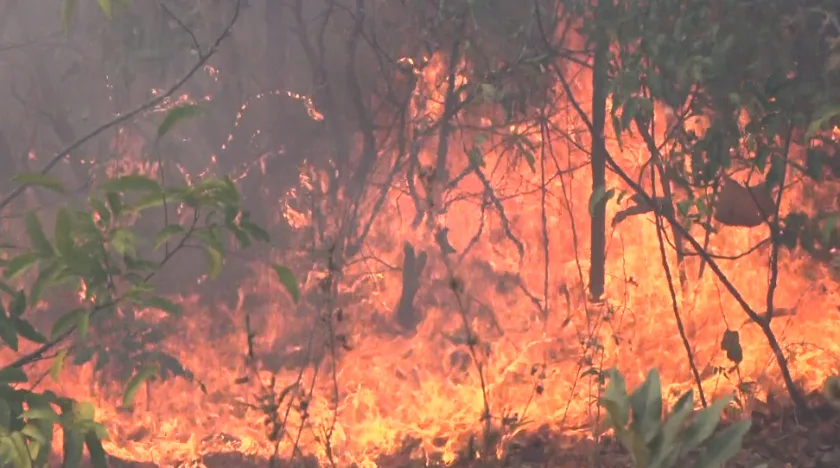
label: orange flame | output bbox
[3,38,840,468]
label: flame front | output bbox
[5,40,840,468]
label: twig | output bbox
[539,112,550,322]
[764,128,794,328]
[650,159,708,407]
[551,59,810,415]
[160,3,201,53]
[468,157,525,261]
[3,212,201,371]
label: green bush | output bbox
[599,368,751,468]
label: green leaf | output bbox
[676,199,692,217]
[50,309,86,340]
[77,310,90,342]
[239,221,270,243]
[54,208,76,260]
[99,175,161,194]
[514,140,537,173]
[109,228,136,258]
[19,408,59,423]
[600,367,630,429]
[649,389,695,466]
[129,191,170,212]
[63,429,84,468]
[96,0,112,18]
[620,97,638,131]
[628,369,663,443]
[272,265,299,304]
[123,364,160,407]
[479,83,498,102]
[9,432,31,468]
[821,214,840,244]
[694,419,751,468]
[0,312,19,352]
[12,172,65,193]
[228,225,252,249]
[84,431,108,468]
[0,400,9,427]
[806,105,840,138]
[589,186,616,217]
[105,192,122,218]
[0,282,14,296]
[8,291,25,318]
[681,394,734,453]
[806,148,827,180]
[0,367,27,385]
[0,438,12,464]
[612,114,624,150]
[203,245,223,280]
[73,402,95,421]
[157,103,203,138]
[621,428,651,468]
[190,177,240,206]
[153,225,185,250]
[20,424,47,445]
[11,318,45,344]
[142,296,182,316]
[29,262,58,306]
[50,349,68,382]
[61,0,79,33]
[88,419,109,441]
[3,253,41,281]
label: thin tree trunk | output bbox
[588,2,610,302]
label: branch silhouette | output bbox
[0,0,242,214]
[0,0,243,371]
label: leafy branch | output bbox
[0,0,242,214]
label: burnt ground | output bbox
[102,389,840,468]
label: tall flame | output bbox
[3,40,840,468]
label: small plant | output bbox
[599,368,751,468]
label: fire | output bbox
[3,40,840,468]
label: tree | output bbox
[3,0,838,464]
[0,2,299,466]
[588,0,611,302]
[554,0,840,413]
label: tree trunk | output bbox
[588,2,610,302]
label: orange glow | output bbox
[2,40,840,468]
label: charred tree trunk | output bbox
[588,3,610,302]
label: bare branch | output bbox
[0,0,243,214]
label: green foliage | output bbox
[0,384,110,468]
[272,265,300,304]
[0,170,288,465]
[600,368,750,468]
[156,104,204,139]
[0,104,298,466]
[575,0,840,260]
[10,175,65,195]
[122,364,159,408]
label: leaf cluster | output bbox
[600,368,751,468]
[0,102,299,466]
[0,368,109,468]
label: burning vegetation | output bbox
[2,0,840,467]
